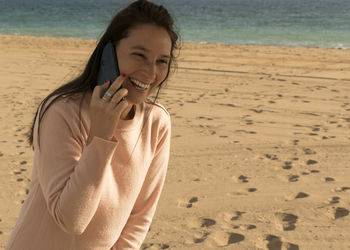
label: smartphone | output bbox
[97,42,120,98]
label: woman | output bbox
[6,0,179,249]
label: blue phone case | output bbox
[97,42,120,97]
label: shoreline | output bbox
[1,33,349,51]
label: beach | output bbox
[0,34,350,249]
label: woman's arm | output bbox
[35,99,119,235]
[111,116,171,249]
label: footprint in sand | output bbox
[265,154,278,160]
[186,216,216,230]
[247,188,257,192]
[201,218,216,228]
[197,116,213,121]
[217,103,237,108]
[328,196,340,204]
[331,187,350,193]
[288,175,299,182]
[282,161,293,170]
[219,135,228,138]
[210,231,245,247]
[141,242,170,249]
[334,207,349,219]
[245,119,254,125]
[325,177,335,182]
[186,197,198,208]
[250,109,263,113]
[232,175,249,183]
[274,212,298,231]
[243,224,257,230]
[231,211,245,221]
[193,232,210,243]
[306,159,318,165]
[295,192,309,199]
[326,207,350,219]
[227,233,245,244]
[177,196,198,208]
[285,192,309,201]
[185,217,218,244]
[264,234,299,250]
[235,129,257,134]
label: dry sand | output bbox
[0,34,350,249]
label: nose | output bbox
[142,61,157,83]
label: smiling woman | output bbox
[116,24,172,105]
[5,1,180,250]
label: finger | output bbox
[92,79,110,100]
[108,74,126,95]
[110,88,128,104]
[114,99,129,114]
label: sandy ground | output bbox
[0,34,350,250]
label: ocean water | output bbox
[0,0,349,49]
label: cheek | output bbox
[118,58,136,74]
[158,66,169,82]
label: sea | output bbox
[1,0,349,49]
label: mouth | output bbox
[128,77,150,92]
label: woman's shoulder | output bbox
[144,98,171,128]
[39,92,89,122]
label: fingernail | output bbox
[104,79,110,84]
[121,73,126,78]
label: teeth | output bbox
[130,78,149,90]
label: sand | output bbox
[0,34,349,249]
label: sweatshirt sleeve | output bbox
[111,116,171,250]
[34,100,118,235]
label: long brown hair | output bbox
[27,0,180,150]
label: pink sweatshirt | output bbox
[6,91,171,250]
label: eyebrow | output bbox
[130,45,170,59]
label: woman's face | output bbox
[115,24,172,104]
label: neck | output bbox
[121,104,135,120]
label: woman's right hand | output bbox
[86,75,129,145]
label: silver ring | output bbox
[104,91,113,97]
[102,95,109,101]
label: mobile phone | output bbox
[97,42,120,98]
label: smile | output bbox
[129,77,150,91]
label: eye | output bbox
[133,53,145,58]
[158,59,169,65]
